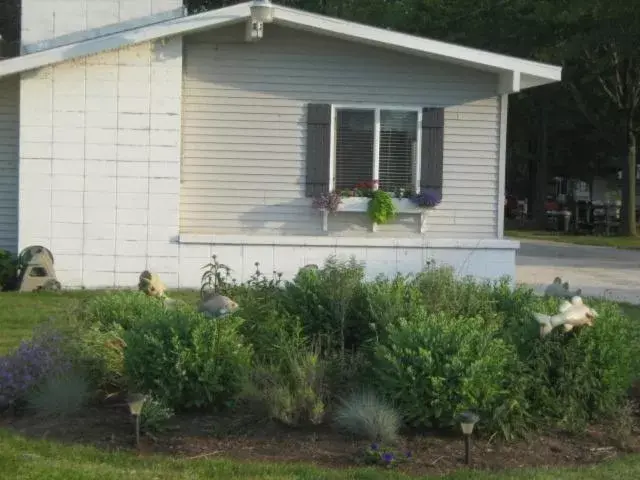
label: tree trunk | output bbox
[532,107,549,229]
[621,125,637,236]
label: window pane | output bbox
[335,109,374,190]
[379,110,418,191]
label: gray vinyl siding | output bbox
[181,24,501,238]
[0,76,19,252]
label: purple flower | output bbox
[410,189,442,207]
[0,328,71,406]
[382,452,394,463]
[406,451,412,458]
[370,442,379,451]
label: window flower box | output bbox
[320,197,429,233]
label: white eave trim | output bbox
[0,3,251,79]
[0,1,562,88]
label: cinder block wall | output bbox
[19,0,184,287]
[21,0,182,46]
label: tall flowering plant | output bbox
[0,327,72,410]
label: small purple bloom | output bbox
[370,443,379,451]
[406,451,412,458]
[382,452,394,463]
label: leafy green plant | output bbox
[26,372,90,418]
[140,396,175,434]
[201,254,235,298]
[282,256,365,357]
[81,291,167,331]
[0,249,17,291]
[367,190,397,224]
[123,305,252,411]
[371,310,528,437]
[333,390,401,444]
[67,322,127,395]
[510,299,640,431]
[244,338,328,426]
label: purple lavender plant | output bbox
[410,189,442,208]
[0,328,72,409]
[312,192,343,213]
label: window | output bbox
[333,107,420,193]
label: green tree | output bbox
[563,1,640,235]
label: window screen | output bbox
[334,109,374,190]
[378,110,417,191]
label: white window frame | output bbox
[329,104,423,195]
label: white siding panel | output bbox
[0,77,19,252]
[181,24,500,238]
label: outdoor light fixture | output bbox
[459,411,479,465]
[246,0,275,41]
[127,393,147,448]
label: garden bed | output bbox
[2,255,640,478]
[2,406,638,477]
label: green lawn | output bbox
[505,230,640,250]
[2,290,640,479]
[1,429,640,480]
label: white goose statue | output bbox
[534,296,598,338]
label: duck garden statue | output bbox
[533,296,598,338]
[198,293,239,318]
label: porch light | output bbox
[250,0,274,23]
[459,411,479,465]
[247,0,274,41]
[127,393,147,448]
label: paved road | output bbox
[514,239,640,304]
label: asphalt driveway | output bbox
[515,239,640,304]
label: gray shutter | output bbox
[305,103,331,197]
[420,107,444,195]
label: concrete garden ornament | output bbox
[534,296,598,338]
[544,277,582,299]
[138,271,177,308]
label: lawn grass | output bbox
[1,428,640,480]
[505,229,640,250]
[2,290,640,479]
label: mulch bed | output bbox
[2,404,639,477]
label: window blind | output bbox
[378,110,417,191]
[334,109,374,190]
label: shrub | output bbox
[0,326,72,409]
[122,305,252,411]
[68,322,127,395]
[348,275,424,349]
[282,256,365,355]
[333,390,401,444]
[513,300,640,430]
[81,291,167,331]
[140,397,175,434]
[414,264,502,322]
[0,249,17,291]
[371,310,528,437]
[244,338,328,426]
[26,371,90,418]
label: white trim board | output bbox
[178,233,520,250]
[0,2,561,91]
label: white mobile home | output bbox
[0,0,562,288]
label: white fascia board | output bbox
[0,2,253,79]
[273,6,562,85]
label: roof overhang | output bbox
[0,1,562,93]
